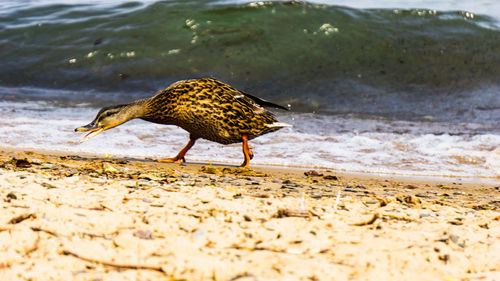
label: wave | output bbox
[0,1,499,123]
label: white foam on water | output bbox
[1,101,499,180]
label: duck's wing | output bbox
[234,90,289,111]
[197,78,289,112]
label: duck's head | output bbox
[75,104,135,143]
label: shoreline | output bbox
[1,148,499,280]
[2,146,499,186]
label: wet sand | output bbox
[0,149,499,280]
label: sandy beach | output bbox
[0,148,499,280]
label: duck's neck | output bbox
[123,98,149,119]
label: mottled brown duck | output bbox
[75,78,291,167]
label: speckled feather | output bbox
[139,78,287,144]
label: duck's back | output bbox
[141,78,285,144]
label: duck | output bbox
[75,78,291,167]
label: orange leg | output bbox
[241,135,253,167]
[158,138,197,164]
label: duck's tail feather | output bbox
[265,122,293,128]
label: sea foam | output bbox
[1,101,498,180]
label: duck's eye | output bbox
[100,111,115,119]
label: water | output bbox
[0,0,499,180]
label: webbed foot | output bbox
[157,157,185,164]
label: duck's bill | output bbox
[79,128,104,143]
